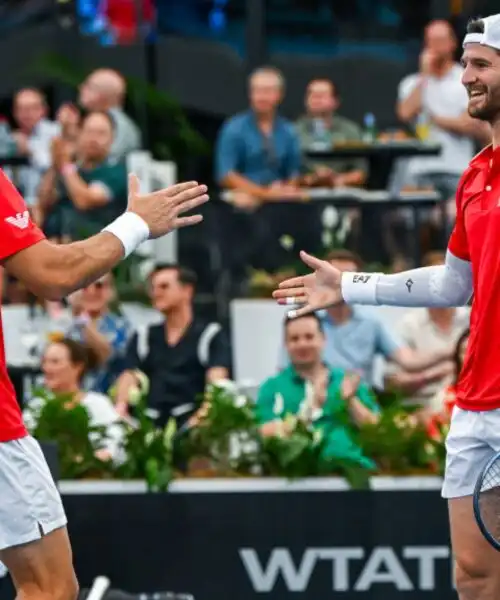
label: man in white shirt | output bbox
[11,88,60,205]
[396,20,489,197]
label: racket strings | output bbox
[478,460,500,544]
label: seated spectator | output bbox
[384,251,469,411]
[10,88,60,204]
[257,313,379,469]
[295,79,367,188]
[215,66,322,274]
[216,66,303,209]
[36,111,128,241]
[430,328,470,419]
[279,250,453,386]
[65,273,133,394]
[79,68,142,160]
[394,20,489,198]
[427,329,469,438]
[24,339,126,464]
[114,264,231,426]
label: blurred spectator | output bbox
[257,313,379,469]
[279,250,453,386]
[2,273,31,305]
[215,67,324,274]
[216,66,302,209]
[295,79,367,188]
[79,68,142,159]
[114,264,231,426]
[384,251,469,410]
[395,20,488,198]
[24,339,126,464]
[428,328,469,437]
[65,273,133,395]
[11,88,60,204]
[36,111,128,241]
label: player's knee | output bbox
[19,570,79,600]
[455,555,492,597]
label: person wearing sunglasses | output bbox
[65,272,132,394]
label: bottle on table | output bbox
[310,118,331,151]
[416,111,431,141]
[363,113,377,143]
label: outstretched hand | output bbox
[272,250,343,317]
[127,173,209,238]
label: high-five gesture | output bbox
[127,173,209,238]
[272,251,342,317]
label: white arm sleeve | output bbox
[341,251,473,308]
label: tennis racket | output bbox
[473,451,500,551]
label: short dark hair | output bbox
[325,249,363,269]
[467,18,485,35]
[284,312,324,333]
[150,263,198,288]
[81,110,116,132]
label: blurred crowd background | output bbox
[0,0,491,471]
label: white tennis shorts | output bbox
[0,435,67,552]
[442,406,500,499]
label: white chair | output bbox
[126,152,178,264]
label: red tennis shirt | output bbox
[449,145,500,411]
[0,170,44,442]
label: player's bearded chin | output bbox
[468,84,498,121]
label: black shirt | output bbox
[125,318,231,425]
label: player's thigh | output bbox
[448,495,500,579]
[0,436,74,598]
[0,527,78,600]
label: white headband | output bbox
[463,14,500,50]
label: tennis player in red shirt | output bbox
[0,172,208,599]
[274,14,500,600]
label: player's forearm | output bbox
[341,251,473,308]
[5,232,125,300]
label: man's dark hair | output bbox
[284,312,324,333]
[325,249,363,269]
[81,110,116,132]
[467,18,484,35]
[150,263,198,288]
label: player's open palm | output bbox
[127,173,209,238]
[272,251,342,317]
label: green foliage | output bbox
[28,388,114,479]
[28,382,446,491]
[356,406,439,474]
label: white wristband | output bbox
[341,272,381,305]
[102,212,150,258]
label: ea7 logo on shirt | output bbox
[353,274,371,284]
[5,211,30,230]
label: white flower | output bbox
[209,379,238,395]
[235,395,248,408]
